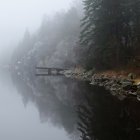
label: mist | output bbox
[1,0,140,140]
[0,0,72,65]
[0,1,82,140]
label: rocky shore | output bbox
[64,69,140,101]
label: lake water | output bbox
[1,69,140,140]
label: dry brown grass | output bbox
[96,67,140,80]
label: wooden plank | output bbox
[36,67,68,71]
[35,73,63,76]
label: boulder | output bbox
[128,73,137,80]
[90,81,97,85]
[137,82,140,88]
[137,96,140,101]
[86,70,95,77]
[64,70,73,75]
[137,89,140,96]
[128,91,137,96]
[121,80,133,89]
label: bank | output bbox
[63,68,140,102]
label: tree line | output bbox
[12,0,140,72]
[12,3,82,71]
[79,0,140,70]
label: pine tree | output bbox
[80,0,102,69]
[80,0,124,69]
[80,0,140,69]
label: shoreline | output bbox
[63,68,140,102]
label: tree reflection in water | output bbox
[11,71,140,140]
[76,86,140,140]
[11,72,88,139]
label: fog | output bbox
[0,0,72,64]
[1,0,140,140]
[0,1,80,140]
[0,72,71,140]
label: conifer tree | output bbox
[80,0,140,69]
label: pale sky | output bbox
[0,0,72,62]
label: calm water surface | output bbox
[1,69,140,140]
[0,71,71,140]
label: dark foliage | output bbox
[79,0,140,70]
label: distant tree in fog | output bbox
[12,1,82,70]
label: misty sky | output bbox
[0,0,72,62]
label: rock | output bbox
[121,81,133,90]
[128,73,136,80]
[137,82,140,85]
[111,91,118,96]
[105,86,111,90]
[64,69,140,101]
[137,96,140,101]
[137,82,140,88]
[128,85,138,92]
[86,70,94,77]
[137,88,140,101]
[121,78,133,83]
[137,89,140,96]
[122,84,137,93]
[128,91,137,96]
[100,78,109,82]
[90,81,97,85]
[64,70,73,75]
[112,83,120,88]
[108,80,115,85]
[131,85,138,91]
[99,83,104,86]
[110,87,117,92]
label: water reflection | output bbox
[11,70,140,140]
[77,86,140,140]
[0,70,71,140]
[11,72,82,139]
